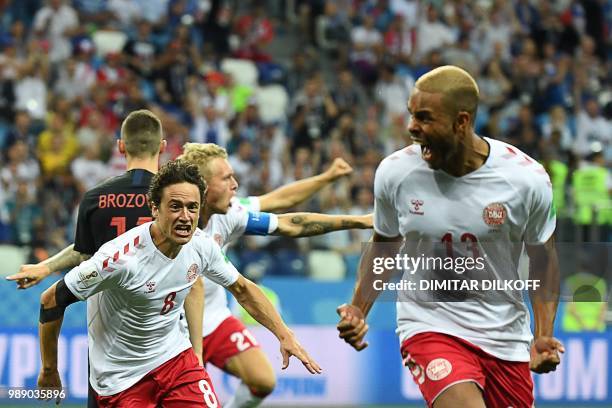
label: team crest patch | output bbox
[214,233,223,246]
[426,358,452,381]
[483,202,506,226]
[186,263,199,282]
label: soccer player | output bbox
[336,66,563,408]
[37,160,320,406]
[7,150,353,289]
[9,136,359,406]
[8,109,164,287]
[9,109,205,406]
[178,143,373,408]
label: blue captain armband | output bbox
[245,211,278,235]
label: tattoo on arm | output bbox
[45,245,91,274]
[290,216,362,236]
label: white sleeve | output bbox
[523,176,556,245]
[201,237,240,287]
[223,203,250,242]
[234,196,261,212]
[373,161,400,238]
[63,243,125,300]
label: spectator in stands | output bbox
[5,179,42,246]
[350,15,383,87]
[542,105,574,152]
[32,0,79,64]
[383,14,415,65]
[122,19,159,80]
[315,1,351,57]
[332,68,363,117]
[36,114,78,179]
[1,140,39,198]
[191,96,231,148]
[53,56,95,101]
[416,4,455,62]
[229,139,256,197]
[3,110,35,156]
[573,96,611,159]
[375,64,410,126]
[70,143,108,193]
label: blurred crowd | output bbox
[0,0,609,277]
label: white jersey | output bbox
[64,222,239,396]
[374,138,556,362]
[200,196,278,336]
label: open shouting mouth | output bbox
[174,224,192,238]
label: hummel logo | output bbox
[409,199,424,215]
[145,281,156,293]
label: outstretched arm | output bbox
[337,232,402,351]
[227,275,322,374]
[274,213,373,237]
[257,158,353,212]
[7,244,91,289]
[526,236,565,373]
[184,277,204,365]
[38,279,79,403]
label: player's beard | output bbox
[421,132,458,171]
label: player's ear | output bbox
[150,201,159,219]
[159,140,167,154]
[455,111,470,133]
[117,139,126,154]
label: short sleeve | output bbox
[235,196,261,212]
[201,237,240,287]
[373,162,400,238]
[523,177,556,245]
[64,243,125,300]
[74,193,96,255]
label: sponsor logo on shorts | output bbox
[426,358,452,381]
[187,263,199,282]
[483,202,506,226]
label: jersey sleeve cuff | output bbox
[64,277,87,301]
[374,226,400,238]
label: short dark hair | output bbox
[121,109,163,158]
[148,160,207,208]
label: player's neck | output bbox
[199,206,214,228]
[126,157,159,174]
[149,223,182,258]
[442,133,489,177]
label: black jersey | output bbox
[74,169,154,255]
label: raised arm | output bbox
[184,277,204,365]
[7,244,91,289]
[227,275,322,374]
[257,158,353,212]
[337,233,402,350]
[526,236,565,373]
[38,279,79,403]
[274,212,373,237]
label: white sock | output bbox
[224,381,264,408]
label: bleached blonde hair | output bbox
[178,143,228,179]
[415,65,480,121]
